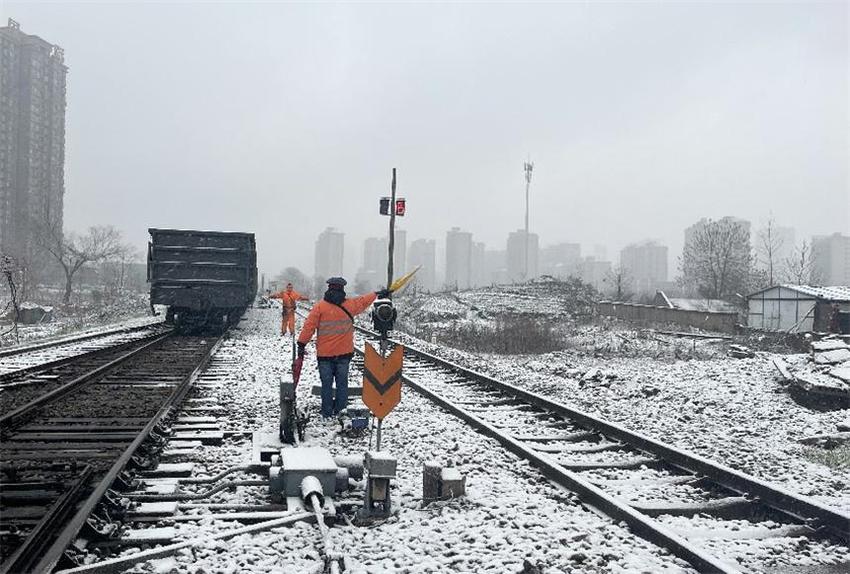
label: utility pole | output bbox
[523,159,534,280]
[387,168,397,290]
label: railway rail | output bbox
[0,322,169,381]
[0,331,223,573]
[353,325,850,574]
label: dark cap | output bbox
[326,276,347,287]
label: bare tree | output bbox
[783,240,820,285]
[274,266,311,295]
[108,243,141,293]
[37,223,124,304]
[756,216,785,285]
[605,264,633,301]
[1,254,21,342]
[679,218,753,300]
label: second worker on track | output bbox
[270,283,309,336]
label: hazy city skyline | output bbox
[2,2,847,281]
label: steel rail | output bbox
[353,325,850,568]
[0,320,163,359]
[33,333,226,574]
[351,337,737,573]
[381,333,850,540]
[0,466,94,574]
[0,331,174,431]
[0,327,171,384]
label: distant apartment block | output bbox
[471,241,486,287]
[541,242,581,278]
[484,249,507,285]
[620,240,668,294]
[812,233,850,285]
[0,19,67,268]
[685,216,751,248]
[355,230,407,292]
[506,230,539,282]
[314,227,344,280]
[408,238,436,291]
[580,257,612,292]
[445,227,473,290]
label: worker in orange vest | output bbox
[270,283,309,336]
[297,277,388,418]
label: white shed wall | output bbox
[747,287,816,332]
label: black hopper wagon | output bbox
[147,228,258,333]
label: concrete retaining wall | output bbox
[598,301,739,334]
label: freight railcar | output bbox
[147,228,257,333]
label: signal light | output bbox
[379,197,407,216]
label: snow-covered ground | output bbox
[126,307,699,574]
[388,284,850,516]
[0,294,155,348]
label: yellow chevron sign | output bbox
[362,343,403,419]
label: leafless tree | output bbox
[605,264,633,301]
[274,266,311,295]
[105,243,141,293]
[756,216,785,285]
[679,218,753,300]
[36,223,124,304]
[1,254,21,342]
[782,240,820,285]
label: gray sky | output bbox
[4,1,848,279]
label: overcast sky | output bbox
[4,1,848,279]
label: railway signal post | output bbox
[357,168,408,519]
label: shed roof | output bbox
[667,298,739,313]
[747,284,850,302]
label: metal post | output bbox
[376,418,383,450]
[523,160,533,281]
[387,168,397,290]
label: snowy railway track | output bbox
[353,327,850,573]
[0,322,170,382]
[0,333,223,574]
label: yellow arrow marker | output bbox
[389,265,422,293]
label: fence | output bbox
[597,301,739,334]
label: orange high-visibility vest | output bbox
[270,289,307,313]
[298,293,376,357]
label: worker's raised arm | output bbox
[269,291,284,301]
[345,292,378,316]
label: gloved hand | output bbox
[375,289,391,299]
[297,342,306,358]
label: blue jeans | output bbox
[317,356,351,417]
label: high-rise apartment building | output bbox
[314,227,344,280]
[445,227,473,290]
[506,230,539,282]
[0,19,67,271]
[471,241,486,287]
[620,240,668,294]
[354,230,407,292]
[812,233,850,285]
[408,238,436,292]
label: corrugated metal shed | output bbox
[747,285,850,332]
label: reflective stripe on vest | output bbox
[317,318,353,337]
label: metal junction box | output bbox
[278,447,337,497]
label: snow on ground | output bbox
[127,307,697,574]
[0,295,157,348]
[388,336,850,513]
[386,283,850,518]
